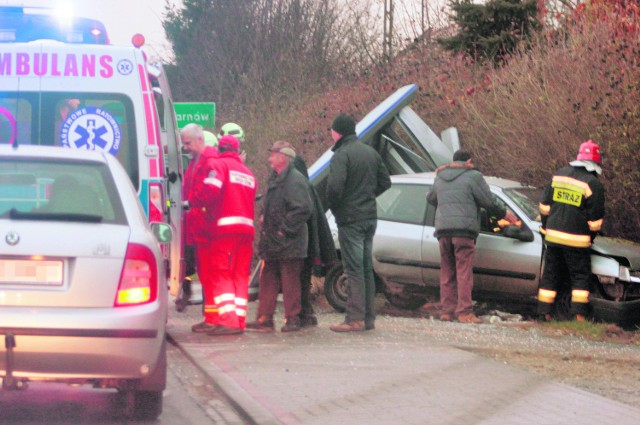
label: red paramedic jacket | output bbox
[183,146,218,245]
[189,151,257,243]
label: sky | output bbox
[16,0,182,60]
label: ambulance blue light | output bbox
[0,6,110,45]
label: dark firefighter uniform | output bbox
[537,140,605,318]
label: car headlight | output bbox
[619,265,631,282]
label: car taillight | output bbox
[115,243,158,306]
[148,183,164,222]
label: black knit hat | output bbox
[331,113,356,136]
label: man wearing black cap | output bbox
[326,113,391,332]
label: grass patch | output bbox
[541,320,640,345]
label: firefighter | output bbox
[218,122,245,142]
[203,130,218,148]
[537,140,605,321]
[188,135,257,335]
[219,122,247,162]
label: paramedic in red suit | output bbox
[180,123,218,314]
[189,135,257,336]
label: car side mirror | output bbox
[503,225,534,242]
[151,222,173,243]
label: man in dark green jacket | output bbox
[326,113,391,332]
[247,141,312,333]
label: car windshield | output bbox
[503,187,543,222]
[0,157,125,224]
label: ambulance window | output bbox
[0,96,33,145]
[48,94,139,190]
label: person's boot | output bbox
[281,317,301,332]
[299,314,318,328]
[246,315,275,332]
[330,320,365,332]
[175,278,192,312]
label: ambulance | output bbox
[0,7,184,296]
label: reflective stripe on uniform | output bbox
[204,305,218,313]
[214,293,236,304]
[539,203,550,216]
[218,304,237,315]
[571,289,590,304]
[235,297,248,306]
[204,177,223,188]
[229,170,256,188]
[218,216,254,227]
[538,288,556,304]
[236,309,247,317]
[588,218,603,232]
[544,229,591,248]
[552,176,592,198]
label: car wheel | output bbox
[122,389,163,420]
[324,263,347,312]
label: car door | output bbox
[473,191,543,302]
[373,183,430,285]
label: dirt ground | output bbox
[312,280,640,408]
[423,304,640,407]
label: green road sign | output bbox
[174,102,216,129]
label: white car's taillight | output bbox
[115,243,158,306]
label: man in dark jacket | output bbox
[326,113,391,332]
[293,155,337,327]
[247,141,313,333]
[427,150,516,323]
[537,140,605,322]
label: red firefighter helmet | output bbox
[576,140,601,164]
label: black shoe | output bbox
[246,316,275,332]
[207,325,243,336]
[191,321,216,333]
[300,315,318,328]
[365,321,375,331]
[537,313,553,322]
[281,317,301,332]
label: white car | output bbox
[0,145,171,419]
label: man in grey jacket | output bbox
[427,150,516,323]
[326,113,391,332]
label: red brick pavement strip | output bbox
[167,299,640,425]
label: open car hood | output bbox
[308,84,459,208]
[592,237,640,270]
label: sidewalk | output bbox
[167,299,640,425]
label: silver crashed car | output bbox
[324,173,640,326]
[0,146,171,419]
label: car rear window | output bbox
[0,157,126,224]
[0,92,139,190]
